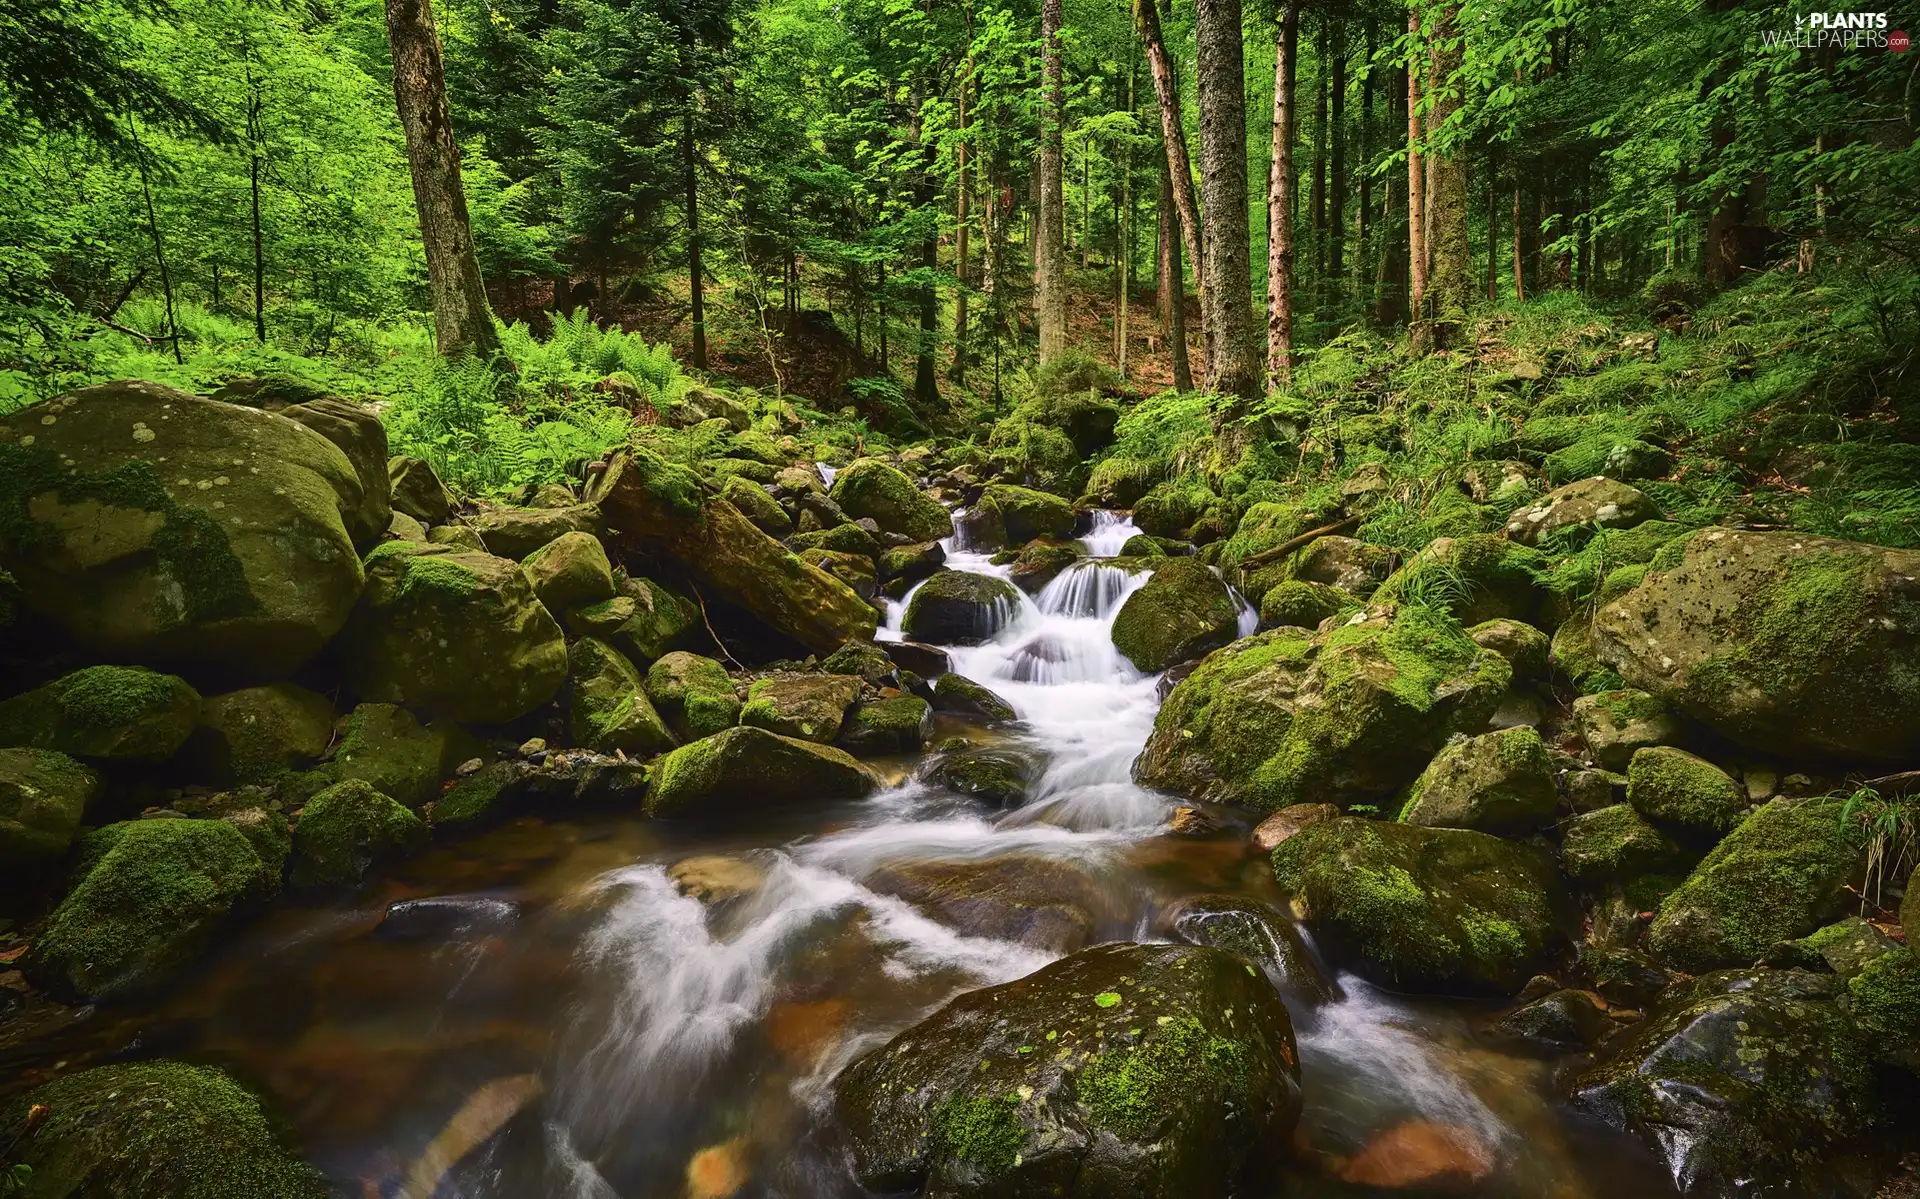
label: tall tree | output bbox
[1193,0,1260,404]
[681,22,708,370]
[1327,22,1347,295]
[1158,154,1193,391]
[384,0,502,359]
[1135,0,1205,352]
[1405,11,1427,321]
[1036,0,1068,361]
[1420,3,1470,350]
[951,49,972,382]
[1265,0,1300,386]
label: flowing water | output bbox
[2,509,1678,1198]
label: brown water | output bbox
[3,518,1678,1198]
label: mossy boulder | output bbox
[1119,533,1165,558]
[288,778,426,888]
[1258,579,1350,631]
[644,652,741,741]
[0,665,200,764]
[1560,803,1686,884]
[837,697,933,754]
[1270,816,1567,995]
[1135,607,1510,811]
[426,523,486,551]
[1083,455,1159,508]
[832,943,1301,1199]
[0,748,98,872]
[1645,796,1859,973]
[931,673,1017,721]
[0,381,367,680]
[1110,558,1240,673]
[1399,726,1558,833]
[189,682,334,786]
[1549,613,1621,694]
[1849,950,1920,1073]
[880,541,947,586]
[790,521,883,558]
[274,396,391,548]
[388,454,452,525]
[1466,617,1550,681]
[1373,534,1547,626]
[0,1061,329,1198]
[568,638,676,756]
[1283,535,1394,599]
[342,542,568,724]
[1625,746,1745,834]
[741,672,862,743]
[1573,969,1878,1196]
[829,458,954,542]
[467,501,601,559]
[1133,482,1211,539]
[521,530,616,612]
[1571,689,1679,771]
[1006,540,1083,594]
[801,548,878,601]
[24,818,276,1000]
[931,748,1033,805]
[591,449,876,654]
[1593,527,1920,762]
[1770,916,1902,979]
[1505,476,1660,545]
[647,725,877,817]
[721,475,793,537]
[325,702,462,809]
[567,576,700,666]
[904,570,1023,645]
[980,483,1075,543]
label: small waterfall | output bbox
[1080,509,1141,556]
[816,462,838,489]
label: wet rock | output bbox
[1170,894,1336,1004]
[1581,945,1674,1009]
[1560,803,1686,884]
[668,854,766,903]
[885,640,950,679]
[1593,527,1920,762]
[1646,796,1858,973]
[1466,617,1550,682]
[1571,689,1679,771]
[1494,988,1607,1047]
[1573,968,1878,1197]
[326,702,466,808]
[1119,533,1165,557]
[342,543,568,724]
[645,652,742,741]
[0,381,366,680]
[1259,579,1351,631]
[930,673,1017,722]
[1271,816,1566,995]
[880,541,946,586]
[522,530,616,612]
[930,748,1034,806]
[828,458,954,542]
[1338,1120,1495,1193]
[0,1061,329,1197]
[189,682,335,785]
[0,747,98,872]
[866,855,1103,951]
[833,943,1301,1199]
[467,501,601,559]
[1006,540,1082,593]
[741,673,862,743]
[568,638,677,756]
[374,895,521,941]
[721,475,793,538]
[1505,476,1660,545]
[903,570,1022,645]
[1400,726,1559,833]
[837,697,933,754]
[647,726,877,817]
[389,455,453,525]
[24,818,277,1000]
[1373,534,1547,626]
[1110,558,1240,672]
[1626,746,1745,834]
[400,1074,546,1199]
[1250,802,1339,852]
[0,664,200,764]
[980,482,1075,543]
[289,778,427,889]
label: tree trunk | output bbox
[1420,4,1470,351]
[1327,21,1347,299]
[1194,0,1261,405]
[1037,0,1069,361]
[1135,0,1206,349]
[1357,20,1374,288]
[912,90,939,404]
[1116,52,1135,376]
[1486,148,1499,300]
[1405,12,1427,321]
[1265,0,1301,386]
[1310,18,1328,283]
[1511,179,1527,301]
[1159,155,1193,391]
[684,103,707,370]
[244,53,266,342]
[952,55,971,381]
[383,0,501,360]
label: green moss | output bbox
[290,778,426,889]
[430,761,517,835]
[1848,952,1920,1068]
[1075,1015,1248,1142]
[1258,580,1350,629]
[1315,605,1492,714]
[0,666,200,764]
[1626,746,1745,832]
[931,1094,1023,1175]
[630,446,705,516]
[393,553,481,602]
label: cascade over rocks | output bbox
[0,381,366,680]
[903,569,1022,645]
[1593,527,1920,763]
[833,943,1302,1199]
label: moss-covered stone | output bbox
[326,702,461,809]
[721,475,793,537]
[189,682,334,786]
[1271,816,1565,994]
[904,569,1023,645]
[573,576,699,667]
[741,672,862,743]
[1549,613,1622,694]
[24,818,275,1000]
[0,747,98,872]
[836,697,933,754]
[1399,726,1558,833]
[568,638,676,755]
[427,760,527,836]
[1133,482,1211,538]
[0,665,200,764]
[1083,454,1160,508]
[1573,969,1876,1195]
[647,725,876,816]
[467,501,601,559]
[1282,535,1394,599]
[343,542,568,724]
[931,747,1033,805]
[289,778,426,888]
[1646,796,1859,973]
[1466,617,1550,681]
[0,1061,329,1198]
[1770,915,1901,978]
[1494,988,1608,1047]
[833,943,1300,1198]
[1505,476,1660,545]
[275,395,390,549]
[1560,803,1686,884]
[1848,950,1920,1072]
[800,547,878,600]
[1006,539,1083,594]
[388,454,453,525]
[521,530,616,612]
[1119,533,1166,557]
[644,651,741,741]
[879,541,946,587]
[1594,527,1920,762]
[426,522,486,551]
[1571,689,1678,771]
[0,381,366,680]
[930,672,1017,721]
[980,483,1075,543]
[1373,534,1547,626]
[1259,579,1351,631]
[828,458,954,542]
[1626,746,1745,833]
[1110,558,1240,673]
[790,521,883,558]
